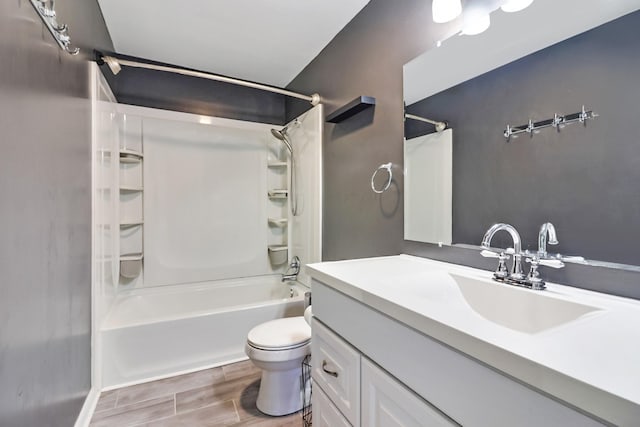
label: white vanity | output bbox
[307,255,640,426]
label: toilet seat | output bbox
[247,317,311,351]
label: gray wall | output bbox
[0,0,113,426]
[286,0,452,260]
[101,56,287,125]
[287,0,640,299]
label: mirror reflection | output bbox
[403,0,640,267]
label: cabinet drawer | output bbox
[312,384,352,427]
[311,319,360,426]
[362,358,459,427]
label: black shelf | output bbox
[326,96,376,123]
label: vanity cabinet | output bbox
[311,279,605,427]
[312,316,459,427]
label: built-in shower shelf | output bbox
[268,189,288,199]
[120,253,143,279]
[120,149,144,160]
[268,218,288,228]
[120,253,144,262]
[268,161,287,168]
[120,155,142,164]
[120,186,144,192]
[120,220,144,228]
[267,245,288,265]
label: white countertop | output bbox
[306,254,640,425]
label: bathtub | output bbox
[101,276,307,388]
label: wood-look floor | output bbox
[90,360,301,427]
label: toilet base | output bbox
[256,366,304,416]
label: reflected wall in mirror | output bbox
[403,0,640,267]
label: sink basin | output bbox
[450,273,601,334]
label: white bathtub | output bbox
[101,276,307,388]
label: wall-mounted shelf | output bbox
[326,96,376,123]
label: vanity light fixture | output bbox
[500,0,534,13]
[432,0,462,23]
[461,11,491,35]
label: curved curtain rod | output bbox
[97,53,321,106]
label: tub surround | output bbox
[308,255,640,425]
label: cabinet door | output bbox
[312,384,352,427]
[311,319,360,425]
[362,358,459,427]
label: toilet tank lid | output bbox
[248,317,311,350]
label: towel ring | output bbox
[371,162,393,194]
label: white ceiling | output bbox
[98,0,370,87]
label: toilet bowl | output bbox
[245,316,311,416]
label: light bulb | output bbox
[461,12,491,35]
[500,0,534,13]
[432,0,462,23]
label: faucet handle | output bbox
[481,247,516,258]
[480,250,501,258]
[481,250,510,280]
[524,256,546,290]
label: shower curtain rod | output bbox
[97,53,321,106]
[405,113,447,132]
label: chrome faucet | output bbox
[282,256,300,282]
[537,222,558,258]
[481,223,525,281]
[481,222,567,290]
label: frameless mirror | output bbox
[403,0,640,268]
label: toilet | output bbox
[245,316,311,416]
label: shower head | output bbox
[270,128,286,141]
[270,127,293,154]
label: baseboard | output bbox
[74,387,100,427]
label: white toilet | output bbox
[245,316,311,416]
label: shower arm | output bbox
[97,53,321,106]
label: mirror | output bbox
[403,0,640,268]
